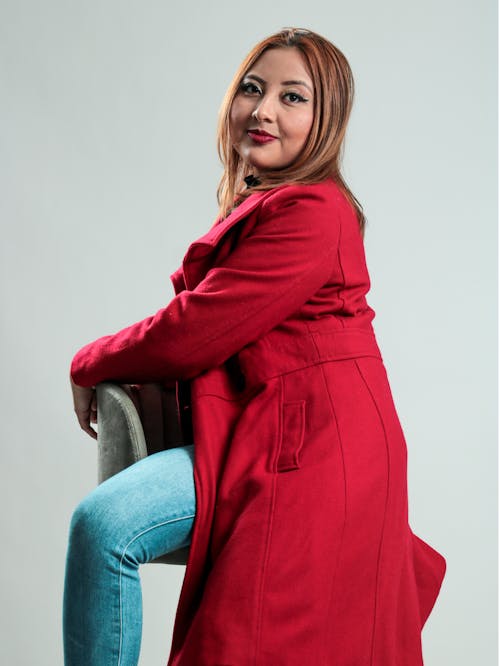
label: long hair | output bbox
[215,27,367,237]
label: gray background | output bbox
[1,1,497,664]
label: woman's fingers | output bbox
[90,392,98,424]
[76,406,98,440]
[70,376,98,439]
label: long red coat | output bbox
[71,178,447,665]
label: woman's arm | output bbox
[70,185,341,388]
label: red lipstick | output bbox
[247,130,276,144]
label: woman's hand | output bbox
[70,376,98,440]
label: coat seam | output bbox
[235,352,382,394]
[191,381,262,403]
[353,358,391,666]
[252,376,282,665]
[335,211,347,326]
[307,332,348,665]
[315,389,346,665]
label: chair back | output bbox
[96,382,191,565]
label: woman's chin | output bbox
[243,156,281,172]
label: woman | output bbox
[64,27,447,666]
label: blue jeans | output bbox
[63,444,196,665]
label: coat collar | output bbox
[189,187,277,250]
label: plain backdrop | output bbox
[0,1,497,664]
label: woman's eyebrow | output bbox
[244,73,313,94]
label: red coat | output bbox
[71,179,447,665]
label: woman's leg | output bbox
[63,444,195,666]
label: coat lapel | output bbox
[189,188,271,249]
[177,188,276,291]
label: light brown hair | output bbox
[215,27,367,237]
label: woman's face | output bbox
[229,47,315,175]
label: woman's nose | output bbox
[252,94,276,122]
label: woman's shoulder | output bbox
[261,178,352,214]
[248,178,352,252]
[257,178,355,235]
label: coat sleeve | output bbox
[70,185,341,387]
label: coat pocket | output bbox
[276,400,306,472]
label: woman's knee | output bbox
[68,485,120,555]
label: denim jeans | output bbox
[63,444,196,665]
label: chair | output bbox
[95,382,191,565]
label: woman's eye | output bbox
[240,82,260,94]
[284,91,307,103]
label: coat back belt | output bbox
[236,323,383,390]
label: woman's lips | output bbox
[247,130,277,144]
